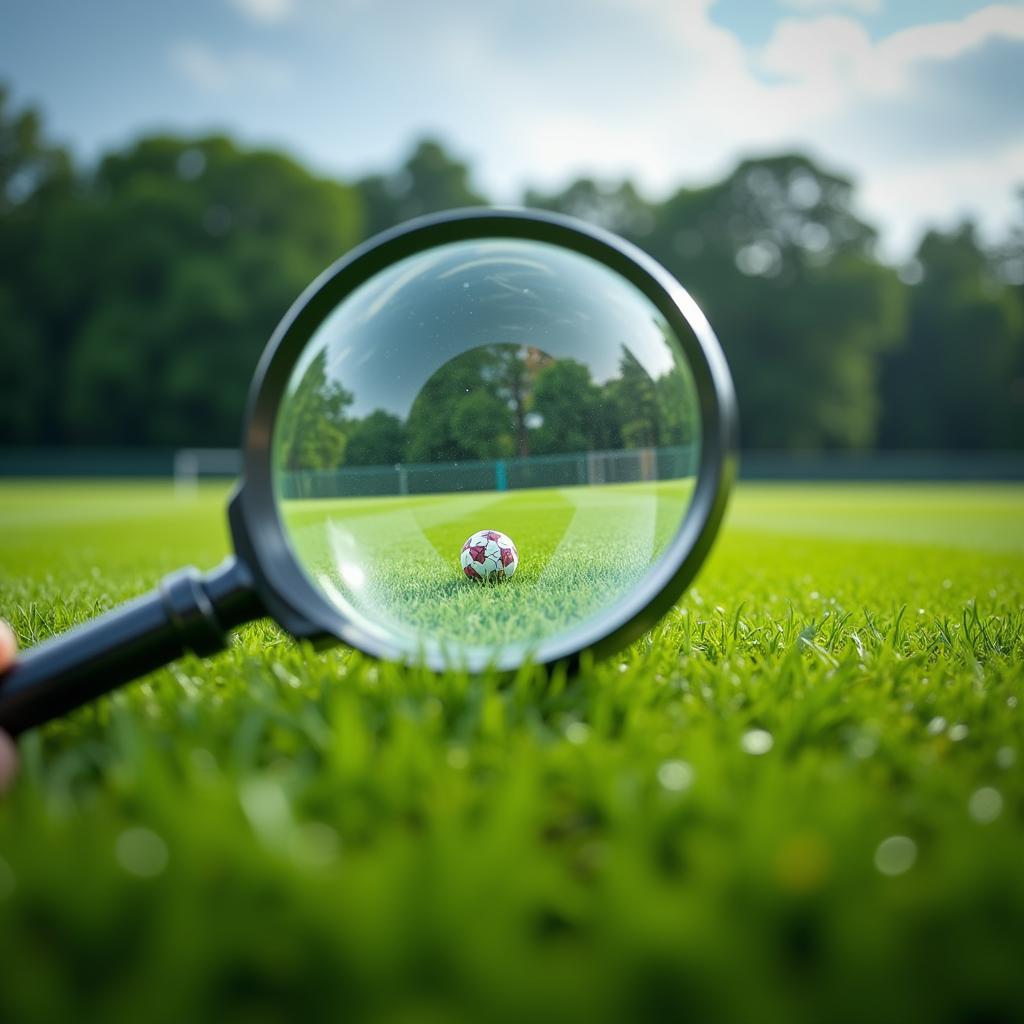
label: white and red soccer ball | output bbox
[460,529,518,582]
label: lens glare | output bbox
[272,237,702,665]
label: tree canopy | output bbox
[1,88,1021,453]
[274,344,693,474]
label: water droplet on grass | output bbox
[927,716,947,736]
[240,778,291,844]
[996,746,1016,769]
[116,828,169,879]
[565,722,590,745]
[741,729,774,755]
[949,723,969,741]
[657,759,694,792]
[874,836,917,876]
[968,787,1003,824]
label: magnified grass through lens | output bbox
[280,479,694,647]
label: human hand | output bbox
[0,621,18,793]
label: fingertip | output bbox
[0,620,15,671]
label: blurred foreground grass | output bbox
[0,480,1022,1023]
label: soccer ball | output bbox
[460,529,518,582]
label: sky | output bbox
[3,0,1023,259]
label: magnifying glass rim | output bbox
[232,207,737,671]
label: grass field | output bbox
[0,479,1023,1023]
[280,478,692,656]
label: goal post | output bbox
[173,448,243,497]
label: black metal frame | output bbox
[0,208,737,734]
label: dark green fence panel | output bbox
[276,445,699,500]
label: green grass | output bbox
[280,479,692,655]
[0,479,1023,1023]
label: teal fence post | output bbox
[495,460,508,491]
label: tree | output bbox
[275,351,352,472]
[654,366,699,448]
[606,351,663,449]
[485,346,537,457]
[641,154,905,448]
[0,288,45,441]
[993,189,1024,448]
[345,410,406,466]
[356,138,486,238]
[451,390,515,460]
[404,346,581,463]
[0,89,74,443]
[531,359,610,454]
[3,97,1018,459]
[0,85,72,215]
[879,224,1023,449]
[404,353,505,463]
[525,178,655,240]
[1,128,363,447]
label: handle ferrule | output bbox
[0,557,261,736]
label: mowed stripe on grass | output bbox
[280,478,693,650]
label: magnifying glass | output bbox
[0,208,737,737]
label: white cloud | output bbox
[418,1,1024,258]
[159,0,1024,259]
[877,2,1024,66]
[227,0,294,24]
[426,1,786,190]
[750,4,1024,253]
[779,0,882,14]
[761,3,1024,94]
[170,41,294,94]
[858,142,1024,255]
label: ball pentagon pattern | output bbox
[460,529,518,582]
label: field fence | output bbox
[277,445,699,499]
[2,447,1022,483]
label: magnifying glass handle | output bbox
[0,558,262,737]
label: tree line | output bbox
[1,85,1022,452]
[275,345,696,472]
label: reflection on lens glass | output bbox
[272,238,701,664]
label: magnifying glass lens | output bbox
[272,238,702,664]
[2,213,733,737]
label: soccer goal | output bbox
[173,448,243,497]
